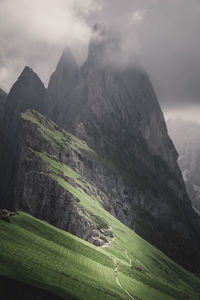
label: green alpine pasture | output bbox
[0,211,200,300]
[0,110,200,300]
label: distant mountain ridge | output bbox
[167,119,200,212]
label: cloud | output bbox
[100,0,200,110]
[165,104,200,125]
[0,0,102,91]
[131,9,147,24]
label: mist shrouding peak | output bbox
[87,22,140,70]
[92,23,105,34]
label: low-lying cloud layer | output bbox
[0,0,200,116]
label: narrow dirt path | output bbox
[112,257,136,300]
[125,250,132,268]
[97,238,135,299]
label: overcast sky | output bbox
[0,0,200,118]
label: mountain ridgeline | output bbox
[0,25,200,275]
[167,119,200,212]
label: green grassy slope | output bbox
[1,110,200,300]
[0,211,200,300]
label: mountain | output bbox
[0,67,45,209]
[43,26,200,272]
[1,23,200,294]
[1,112,200,300]
[167,119,200,212]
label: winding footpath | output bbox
[125,250,132,268]
[112,257,136,300]
[98,237,135,300]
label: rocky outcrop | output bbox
[0,67,45,209]
[0,209,16,223]
[167,119,200,212]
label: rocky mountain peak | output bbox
[0,67,45,209]
[17,66,45,87]
[57,47,78,70]
[21,65,35,75]
[68,32,178,175]
[43,26,180,175]
[44,47,79,126]
[87,23,117,68]
[50,47,79,88]
[4,66,45,131]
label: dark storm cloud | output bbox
[0,0,200,113]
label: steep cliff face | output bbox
[167,119,200,212]
[14,110,200,272]
[0,67,45,209]
[14,110,115,245]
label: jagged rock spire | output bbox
[0,66,45,209]
[44,47,79,126]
